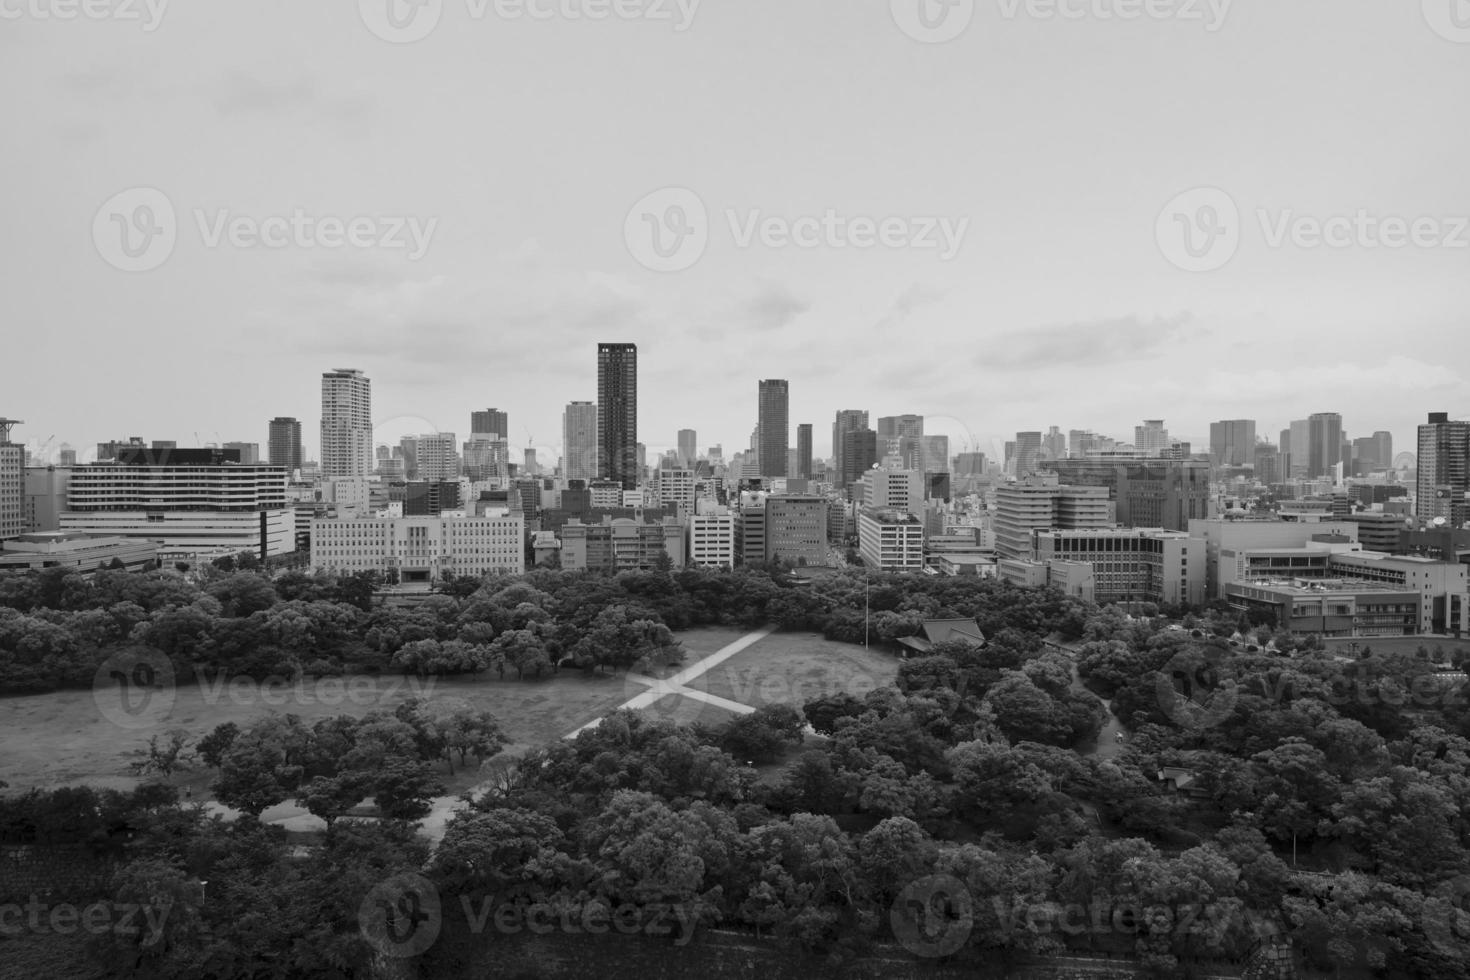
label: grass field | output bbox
[692,631,900,710]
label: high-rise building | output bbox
[269,417,304,474]
[832,410,869,490]
[564,402,599,483]
[470,409,509,441]
[320,369,373,479]
[597,343,638,489]
[858,467,924,515]
[678,429,698,469]
[415,432,460,482]
[223,442,260,465]
[796,424,813,480]
[1284,419,1311,479]
[1418,412,1470,528]
[921,435,949,474]
[1254,445,1280,485]
[1308,413,1343,480]
[0,419,24,542]
[1014,432,1043,479]
[758,380,790,478]
[765,495,828,568]
[1041,427,1066,461]
[993,477,1111,559]
[1209,420,1256,468]
[840,428,878,495]
[1134,420,1170,456]
[877,415,924,459]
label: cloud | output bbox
[209,70,376,128]
[982,312,1200,369]
[743,282,811,331]
[871,282,945,332]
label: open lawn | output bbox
[0,627,766,797]
[692,631,900,711]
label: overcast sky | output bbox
[4,0,1469,467]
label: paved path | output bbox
[201,626,781,842]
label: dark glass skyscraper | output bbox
[268,416,304,475]
[1308,412,1343,479]
[597,343,638,489]
[796,423,813,479]
[758,380,789,478]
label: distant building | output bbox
[858,468,924,515]
[598,343,639,489]
[654,467,696,517]
[560,515,685,572]
[839,428,878,496]
[0,532,157,574]
[1209,420,1256,468]
[564,402,598,483]
[766,494,828,568]
[796,424,813,480]
[311,514,524,584]
[1134,420,1170,457]
[1013,431,1042,478]
[678,429,698,470]
[414,432,460,482]
[320,369,373,479]
[1418,412,1470,528]
[223,442,260,465]
[470,409,509,441]
[832,410,869,493]
[758,380,790,479]
[859,507,925,573]
[23,465,72,532]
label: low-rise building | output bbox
[0,532,157,574]
[560,515,685,572]
[1225,578,1421,637]
[311,514,525,584]
[859,507,925,573]
[766,494,829,568]
[1033,527,1205,606]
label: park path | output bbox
[202,626,780,841]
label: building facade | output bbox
[689,513,736,569]
[796,424,812,480]
[765,494,828,567]
[311,514,524,583]
[859,507,925,573]
[1418,412,1470,528]
[563,402,598,483]
[320,370,373,478]
[560,515,685,572]
[993,478,1111,559]
[0,420,23,542]
[757,380,790,479]
[597,343,639,489]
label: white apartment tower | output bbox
[321,369,373,478]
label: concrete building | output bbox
[1045,457,1211,532]
[320,370,373,479]
[560,515,685,572]
[1013,431,1042,479]
[766,494,828,568]
[23,465,72,532]
[858,467,925,516]
[921,435,949,475]
[737,498,767,566]
[832,410,869,493]
[654,467,696,518]
[564,402,598,483]
[223,442,260,465]
[678,429,698,470]
[462,437,510,482]
[1134,420,1170,457]
[1326,551,1469,635]
[470,409,509,442]
[1345,512,1404,552]
[993,477,1111,559]
[689,512,736,569]
[414,432,460,482]
[1032,527,1205,606]
[311,513,524,583]
[0,531,158,574]
[597,343,638,489]
[0,420,25,542]
[796,424,813,480]
[1418,412,1470,528]
[61,448,292,560]
[1189,518,1361,599]
[758,380,790,479]
[1226,579,1421,637]
[859,506,926,573]
[1209,420,1256,468]
[1308,413,1343,480]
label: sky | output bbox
[3,0,1469,469]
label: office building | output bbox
[689,512,737,569]
[796,424,812,480]
[1254,445,1280,485]
[0,420,23,542]
[859,507,926,573]
[1013,431,1043,479]
[1418,412,1470,528]
[597,343,638,489]
[673,428,697,469]
[840,428,879,496]
[414,432,460,482]
[858,467,925,515]
[0,532,157,574]
[462,437,509,482]
[560,515,685,572]
[765,494,828,567]
[223,442,260,465]
[1209,420,1256,469]
[61,448,292,560]
[470,409,509,442]
[1134,420,1170,456]
[320,369,373,479]
[920,435,950,476]
[1031,528,1204,606]
[993,477,1110,559]
[1226,579,1421,638]
[757,380,790,478]
[1308,413,1343,480]
[267,417,304,473]
[877,415,924,460]
[311,514,524,584]
[653,467,696,517]
[832,410,869,491]
[563,402,599,483]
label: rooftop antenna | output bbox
[0,419,22,444]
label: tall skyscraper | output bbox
[877,415,923,460]
[268,417,304,474]
[1134,420,1170,456]
[1014,431,1043,478]
[597,343,638,489]
[840,428,878,494]
[1418,412,1470,528]
[1041,426,1066,460]
[832,410,869,489]
[678,429,698,469]
[796,424,813,480]
[1308,413,1343,479]
[1209,419,1257,468]
[470,409,509,441]
[757,380,790,479]
[320,369,372,478]
[563,401,598,483]
[0,419,24,542]
[921,435,950,474]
